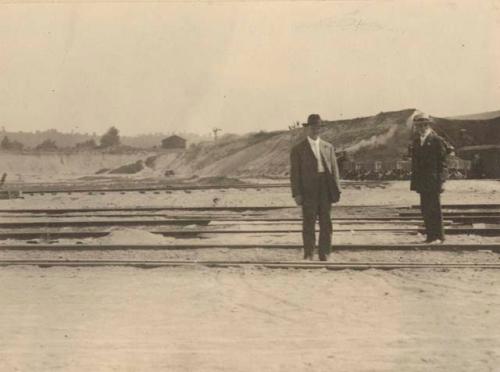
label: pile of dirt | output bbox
[188,176,248,186]
[108,160,144,174]
[0,151,155,182]
[153,108,499,177]
[139,109,417,177]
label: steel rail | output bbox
[0,215,498,224]
[408,203,500,210]
[0,228,499,241]
[0,206,292,214]
[0,215,498,226]
[0,217,434,228]
[0,215,417,221]
[1,243,499,252]
[16,183,290,194]
[0,219,211,228]
[6,180,384,194]
[0,259,499,270]
[0,215,418,224]
[400,211,500,217]
[0,205,498,215]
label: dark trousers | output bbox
[301,173,332,259]
[419,192,444,241]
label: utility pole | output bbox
[212,128,222,141]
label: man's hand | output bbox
[293,195,303,206]
[331,192,340,203]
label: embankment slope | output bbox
[2,108,499,180]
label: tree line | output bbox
[0,127,212,152]
[1,127,121,151]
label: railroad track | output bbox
[1,215,498,225]
[5,182,498,197]
[0,205,498,243]
[400,211,500,217]
[408,203,500,210]
[1,204,498,215]
[0,206,292,214]
[1,243,499,252]
[0,227,499,240]
[9,183,290,195]
[0,219,211,228]
[0,259,498,270]
[0,215,498,224]
[4,180,386,195]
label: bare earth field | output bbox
[3,179,499,209]
[0,180,499,371]
[1,266,499,372]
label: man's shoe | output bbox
[303,253,314,261]
[429,239,444,245]
[319,253,330,262]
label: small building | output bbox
[161,135,186,150]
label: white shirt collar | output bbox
[307,136,321,145]
[420,128,432,144]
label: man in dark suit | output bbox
[290,114,342,261]
[410,113,449,244]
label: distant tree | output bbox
[74,139,97,150]
[100,126,120,148]
[12,141,24,151]
[35,139,58,151]
[1,136,11,149]
[1,136,24,151]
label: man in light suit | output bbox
[410,113,449,244]
[290,114,342,261]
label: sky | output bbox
[1,1,499,135]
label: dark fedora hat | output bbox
[303,114,322,127]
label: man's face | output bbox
[307,124,321,139]
[415,123,428,136]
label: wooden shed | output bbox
[161,135,186,149]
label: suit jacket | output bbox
[290,138,342,203]
[410,132,448,194]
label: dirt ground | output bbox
[2,180,500,209]
[1,266,499,372]
[1,180,499,371]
